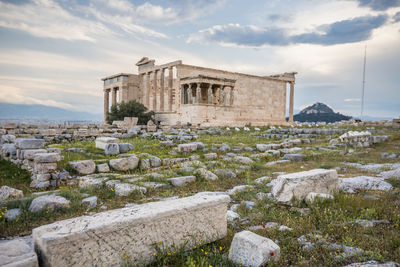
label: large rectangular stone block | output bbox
[271,169,338,204]
[95,137,119,150]
[33,194,230,266]
[15,138,45,149]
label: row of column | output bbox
[142,66,174,112]
[182,83,234,106]
[104,87,128,121]
[288,82,294,124]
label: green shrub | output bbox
[106,100,154,124]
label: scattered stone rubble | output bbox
[1,122,399,266]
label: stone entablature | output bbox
[102,57,297,126]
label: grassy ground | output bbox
[1,126,399,266]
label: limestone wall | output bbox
[127,75,140,102]
[175,64,287,126]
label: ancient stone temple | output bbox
[102,57,296,126]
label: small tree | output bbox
[106,100,154,125]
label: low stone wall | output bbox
[33,194,230,266]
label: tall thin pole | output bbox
[361,45,367,120]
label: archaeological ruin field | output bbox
[1,122,400,267]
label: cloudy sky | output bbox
[0,0,399,118]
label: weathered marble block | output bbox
[15,138,45,149]
[177,143,198,153]
[271,169,338,204]
[95,137,120,150]
[33,194,230,266]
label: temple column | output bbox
[224,90,228,106]
[160,68,165,111]
[121,86,128,103]
[153,70,158,111]
[104,89,110,123]
[219,85,224,105]
[112,88,117,106]
[196,83,201,104]
[188,84,193,104]
[146,72,151,108]
[181,84,185,104]
[230,87,234,105]
[168,67,173,111]
[140,74,145,104]
[289,82,294,123]
[207,84,213,104]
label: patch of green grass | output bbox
[0,158,31,194]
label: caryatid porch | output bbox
[180,75,236,106]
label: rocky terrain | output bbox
[0,120,400,267]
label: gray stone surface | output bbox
[104,143,120,155]
[81,196,97,210]
[15,138,45,149]
[33,153,62,163]
[214,169,237,179]
[344,261,399,267]
[177,143,198,153]
[306,192,334,203]
[204,153,218,160]
[32,194,230,266]
[170,176,196,187]
[195,168,218,181]
[109,156,139,171]
[69,160,96,175]
[140,158,151,169]
[95,137,119,150]
[272,169,338,204]
[227,210,240,224]
[4,208,21,221]
[227,185,253,196]
[282,153,304,161]
[339,176,392,193]
[33,162,57,174]
[118,143,134,153]
[29,195,70,213]
[228,230,280,267]
[96,163,110,173]
[1,134,15,143]
[150,156,162,167]
[114,183,147,196]
[234,156,254,164]
[0,186,23,201]
[0,236,38,267]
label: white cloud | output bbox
[0,85,79,111]
[88,0,225,25]
[345,98,361,102]
[0,0,110,42]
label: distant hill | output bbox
[292,102,352,123]
[0,102,103,121]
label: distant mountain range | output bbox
[0,102,103,121]
[292,102,352,123]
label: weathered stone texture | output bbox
[68,160,96,175]
[15,138,45,149]
[228,230,280,267]
[272,169,338,204]
[33,194,229,266]
[0,236,38,267]
[95,137,119,150]
[109,156,139,171]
